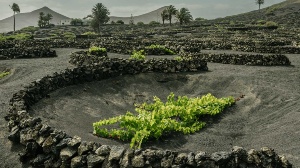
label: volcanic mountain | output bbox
[0,6,70,33]
[213,0,300,25]
[109,6,177,24]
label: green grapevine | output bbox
[93,93,235,149]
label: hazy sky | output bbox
[0,0,284,20]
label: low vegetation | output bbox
[145,44,176,55]
[93,93,235,149]
[0,71,10,79]
[88,46,107,56]
[129,50,146,60]
[0,33,32,41]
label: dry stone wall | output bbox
[4,57,292,167]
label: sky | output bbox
[0,0,284,20]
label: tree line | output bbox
[9,1,265,32]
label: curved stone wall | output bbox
[4,58,292,167]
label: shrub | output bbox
[63,32,76,39]
[82,31,97,36]
[0,33,32,41]
[145,44,176,55]
[137,22,144,26]
[116,20,125,24]
[0,71,10,79]
[149,21,160,26]
[20,26,39,33]
[93,93,235,149]
[129,50,146,60]
[88,46,107,56]
[265,21,278,28]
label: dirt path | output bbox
[0,49,299,167]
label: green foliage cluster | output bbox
[82,32,97,36]
[129,50,146,60]
[20,26,39,33]
[71,18,83,26]
[38,12,53,28]
[0,33,32,41]
[63,32,76,39]
[88,46,107,56]
[136,22,144,26]
[0,71,10,79]
[93,93,235,149]
[145,44,176,55]
[149,21,160,26]
[116,20,125,25]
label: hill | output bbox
[213,0,300,25]
[109,6,177,24]
[0,6,70,33]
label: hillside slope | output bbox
[0,6,70,33]
[213,0,300,25]
[109,6,177,24]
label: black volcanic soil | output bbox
[0,49,300,167]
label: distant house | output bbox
[59,19,72,25]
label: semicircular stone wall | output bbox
[5,57,292,168]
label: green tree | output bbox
[71,18,83,26]
[166,5,177,26]
[45,13,53,26]
[129,14,134,25]
[10,3,20,32]
[161,9,168,25]
[137,21,144,26]
[116,20,124,24]
[256,0,264,12]
[175,8,193,25]
[38,12,45,28]
[89,3,110,32]
[149,21,160,26]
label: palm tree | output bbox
[90,3,110,32]
[166,5,177,26]
[175,8,193,25]
[161,9,168,25]
[10,3,20,32]
[256,0,264,12]
[45,13,53,26]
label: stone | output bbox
[108,146,125,162]
[174,153,187,165]
[78,141,93,155]
[131,154,145,168]
[71,155,86,168]
[95,145,111,156]
[187,152,196,166]
[8,126,20,142]
[60,147,77,161]
[87,154,105,168]
[20,128,39,145]
[68,135,81,148]
[211,151,232,165]
[120,149,134,168]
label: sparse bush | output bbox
[82,31,97,36]
[63,32,76,39]
[145,44,176,55]
[0,71,10,79]
[116,20,125,24]
[129,50,146,60]
[265,21,278,28]
[93,93,235,149]
[137,22,144,26]
[0,33,32,41]
[88,46,107,56]
[20,26,39,33]
[149,21,160,26]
